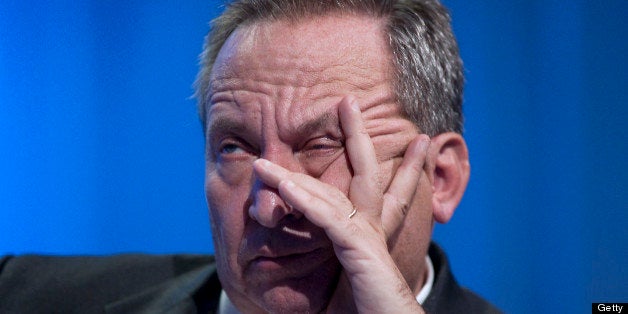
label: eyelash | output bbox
[215,138,252,158]
[301,137,344,156]
[219,143,243,154]
[213,136,344,161]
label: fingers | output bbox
[252,95,384,243]
[338,96,379,178]
[338,96,382,217]
[252,96,428,314]
[253,159,338,203]
[277,180,352,238]
[253,96,429,231]
[254,159,357,245]
[382,135,431,233]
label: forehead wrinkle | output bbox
[212,63,363,97]
[211,79,278,104]
[357,85,398,116]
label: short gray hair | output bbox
[195,0,464,136]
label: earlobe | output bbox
[429,132,470,224]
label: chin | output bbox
[259,286,327,314]
[246,266,340,314]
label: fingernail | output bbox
[280,179,295,189]
[254,158,269,169]
[420,136,431,151]
[411,136,430,155]
[350,98,360,112]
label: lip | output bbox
[239,222,336,280]
[245,247,335,280]
[240,223,331,261]
[253,248,324,268]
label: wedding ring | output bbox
[348,207,357,219]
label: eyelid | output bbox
[303,136,343,148]
[213,136,257,160]
[299,136,346,177]
[218,138,243,151]
[299,136,345,160]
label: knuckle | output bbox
[384,193,410,216]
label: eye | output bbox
[298,136,346,177]
[302,136,344,157]
[214,138,254,162]
[220,143,245,155]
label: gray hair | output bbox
[195,0,464,136]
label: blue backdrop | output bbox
[1,1,626,313]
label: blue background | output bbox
[1,1,626,313]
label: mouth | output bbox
[238,222,338,282]
[246,248,335,280]
[253,247,326,269]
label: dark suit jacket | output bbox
[0,243,501,313]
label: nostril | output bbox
[248,201,303,228]
[248,201,290,228]
[249,179,303,227]
[285,203,304,220]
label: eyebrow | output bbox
[207,116,246,141]
[287,111,343,142]
[206,110,343,146]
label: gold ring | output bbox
[348,207,357,219]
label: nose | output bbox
[248,150,304,228]
[248,180,303,228]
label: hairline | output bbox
[199,10,393,127]
[196,1,464,137]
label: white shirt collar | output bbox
[218,255,435,313]
[416,255,435,304]
[218,290,240,314]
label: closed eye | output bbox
[301,136,344,158]
[297,136,346,177]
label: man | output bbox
[0,0,500,313]
[197,0,500,312]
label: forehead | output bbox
[212,13,390,80]
[207,14,394,133]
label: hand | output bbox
[252,96,430,313]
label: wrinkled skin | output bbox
[203,14,469,313]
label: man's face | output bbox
[204,14,434,313]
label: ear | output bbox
[428,132,470,224]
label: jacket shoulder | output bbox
[0,253,215,313]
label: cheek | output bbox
[315,148,402,197]
[377,157,402,191]
[213,158,256,185]
[205,163,252,261]
[317,153,352,194]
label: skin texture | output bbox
[203,13,470,313]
